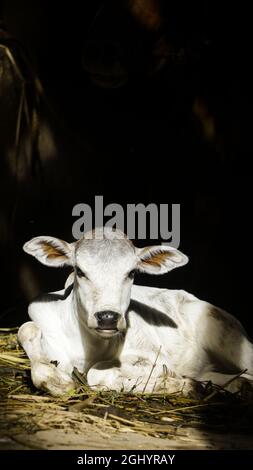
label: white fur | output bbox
[18,227,253,396]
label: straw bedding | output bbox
[1,328,253,445]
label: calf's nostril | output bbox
[95,310,120,325]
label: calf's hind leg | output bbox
[18,321,75,396]
[198,371,253,394]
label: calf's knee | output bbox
[31,361,75,397]
[18,321,41,346]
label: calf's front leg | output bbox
[87,357,202,397]
[18,321,75,396]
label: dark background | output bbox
[0,1,252,333]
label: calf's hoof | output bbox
[157,377,204,398]
[31,361,75,397]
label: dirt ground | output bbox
[1,417,253,450]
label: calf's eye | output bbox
[128,270,136,280]
[76,267,87,278]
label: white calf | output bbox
[18,227,253,396]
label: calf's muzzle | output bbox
[95,310,120,330]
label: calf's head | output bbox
[24,228,188,338]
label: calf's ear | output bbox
[23,236,73,267]
[136,245,188,275]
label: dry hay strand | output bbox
[1,328,253,440]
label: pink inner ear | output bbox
[141,250,171,267]
[41,241,67,260]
